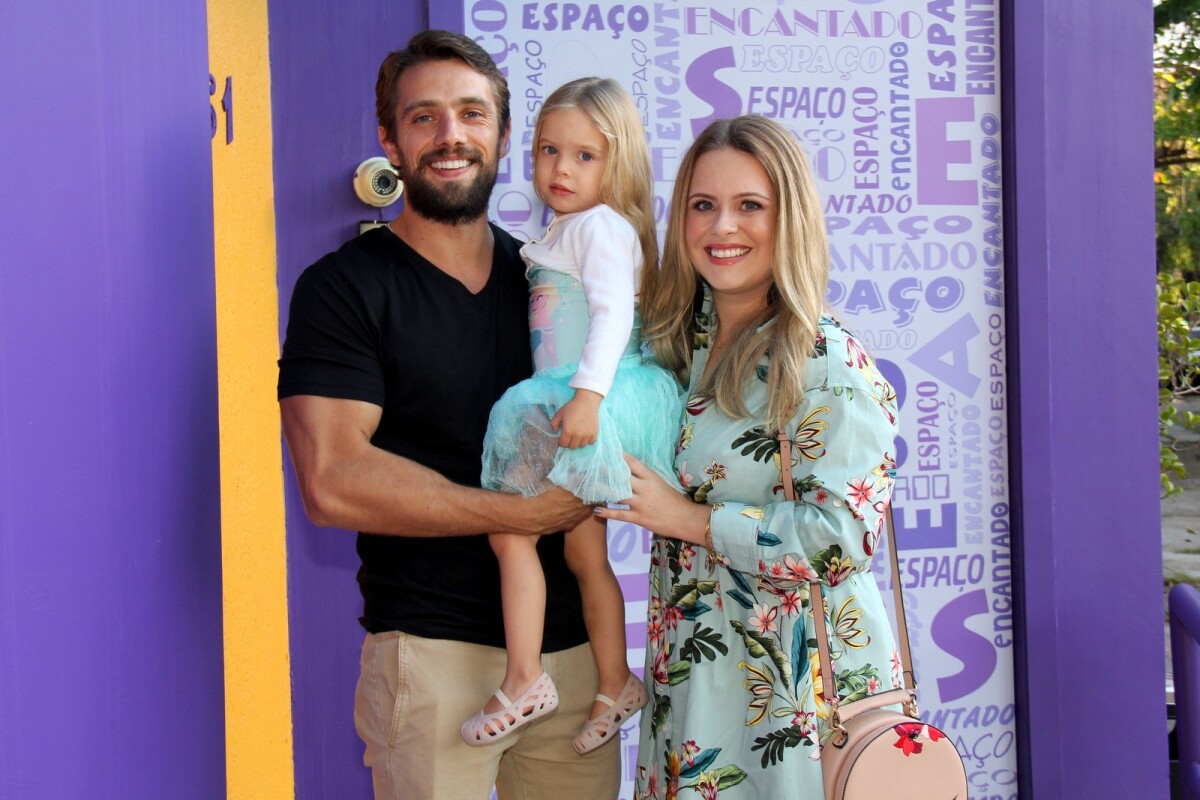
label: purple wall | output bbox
[267,3,427,796]
[0,4,225,798]
[1008,0,1166,796]
[269,2,1167,796]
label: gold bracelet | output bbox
[703,513,724,571]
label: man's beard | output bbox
[398,146,497,225]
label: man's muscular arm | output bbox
[280,394,592,536]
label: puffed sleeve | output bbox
[707,349,898,586]
[566,208,639,396]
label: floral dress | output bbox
[635,295,900,799]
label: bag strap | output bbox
[776,431,916,717]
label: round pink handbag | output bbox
[816,686,967,798]
[778,433,969,799]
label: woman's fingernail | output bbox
[593,507,603,515]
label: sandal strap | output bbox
[573,675,650,755]
[461,672,561,747]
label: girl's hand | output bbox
[595,456,710,545]
[552,389,602,449]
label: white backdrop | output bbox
[436,2,1016,797]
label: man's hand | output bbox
[509,486,595,536]
[551,389,602,449]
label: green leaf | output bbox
[795,474,825,496]
[809,544,845,579]
[730,621,794,689]
[678,748,720,779]
[731,426,780,463]
[728,568,754,594]
[666,579,720,609]
[680,626,729,663]
[757,531,783,547]
[727,589,755,610]
[790,616,809,684]
[651,693,670,732]
[667,659,691,686]
[691,479,717,505]
[714,765,749,790]
[730,620,769,658]
[750,724,813,767]
[834,665,881,701]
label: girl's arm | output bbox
[551,208,640,447]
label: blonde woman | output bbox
[597,115,900,797]
[465,77,682,755]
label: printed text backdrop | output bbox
[434,2,1014,796]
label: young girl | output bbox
[461,77,682,755]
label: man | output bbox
[278,30,621,799]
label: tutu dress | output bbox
[481,205,682,504]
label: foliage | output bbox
[1158,273,1200,496]
[1157,2,1200,281]
[1158,0,1200,36]
[1157,3,1200,495]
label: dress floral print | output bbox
[635,294,899,799]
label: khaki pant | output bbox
[354,632,621,800]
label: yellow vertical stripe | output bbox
[207,1,295,797]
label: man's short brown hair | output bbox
[375,30,511,142]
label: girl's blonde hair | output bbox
[532,78,658,281]
[641,115,829,432]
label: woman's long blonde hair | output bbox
[641,115,829,432]
[532,78,658,279]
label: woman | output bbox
[595,115,900,797]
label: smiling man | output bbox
[277,30,620,800]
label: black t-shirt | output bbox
[278,224,587,651]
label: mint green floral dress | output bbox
[635,293,900,799]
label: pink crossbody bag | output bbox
[777,431,968,799]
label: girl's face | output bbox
[534,107,608,216]
[684,147,777,306]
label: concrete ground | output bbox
[1162,396,1200,698]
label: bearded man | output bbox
[277,29,620,800]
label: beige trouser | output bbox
[353,631,622,800]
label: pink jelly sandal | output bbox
[572,673,649,755]
[461,671,559,746]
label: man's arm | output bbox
[280,394,593,536]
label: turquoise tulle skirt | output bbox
[481,355,683,504]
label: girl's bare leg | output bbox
[486,532,546,714]
[563,515,631,719]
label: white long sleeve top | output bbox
[519,204,643,397]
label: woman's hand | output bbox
[595,455,710,545]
